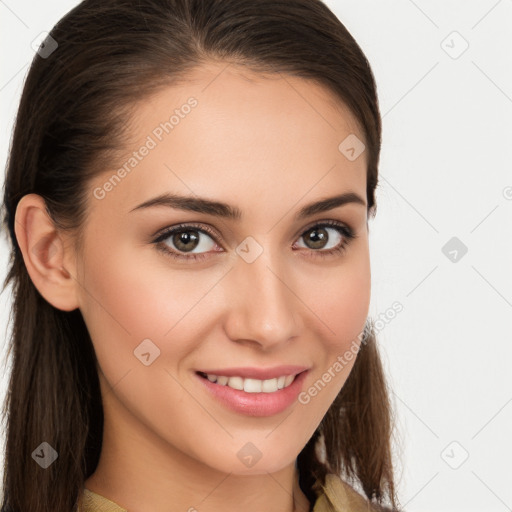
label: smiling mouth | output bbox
[196,371,301,394]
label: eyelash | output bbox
[152,220,357,262]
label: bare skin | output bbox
[15,60,371,512]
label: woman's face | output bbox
[75,61,371,476]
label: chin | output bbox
[203,449,297,476]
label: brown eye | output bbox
[160,227,216,253]
[170,229,201,252]
[293,221,357,259]
[298,225,342,250]
[153,224,220,261]
[301,226,336,250]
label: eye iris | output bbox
[174,230,200,252]
[305,227,328,249]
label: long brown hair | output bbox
[0,1,399,510]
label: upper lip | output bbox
[196,365,309,380]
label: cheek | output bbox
[76,246,214,453]
[293,253,371,419]
[77,236,229,379]
[77,240,186,372]
[307,252,371,350]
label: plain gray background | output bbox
[1,1,511,510]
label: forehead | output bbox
[88,61,367,219]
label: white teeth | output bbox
[203,373,297,393]
[244,378,262,393]
[262,378,277,392]
[284,375,294,387]
[217,375,229,386]
[227,376,244,390]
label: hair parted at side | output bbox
[0,0,399,510]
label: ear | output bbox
[14,193,80,312]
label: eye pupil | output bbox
[305,227,328,249]
[174,230,199,251]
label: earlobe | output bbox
[14,193,80,312]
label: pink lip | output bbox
[195,369,309,417]
[194,365,309,380]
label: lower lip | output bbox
[195,370,309,417]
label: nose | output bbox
[223,246,302,351]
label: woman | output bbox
[1,0,399,511]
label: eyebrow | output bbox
[129,191,366,220]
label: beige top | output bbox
[80,473,373,512]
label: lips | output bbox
[194,366,310,417]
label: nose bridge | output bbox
[225,244,301,347]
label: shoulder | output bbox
[78,488,128,512]
[311,473,395,512]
